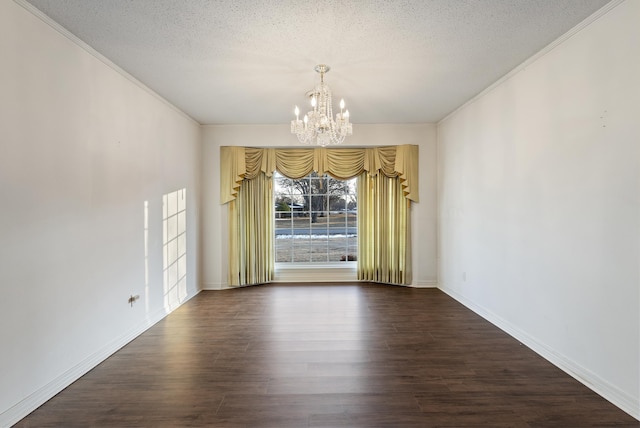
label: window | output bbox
[274,172,357,263]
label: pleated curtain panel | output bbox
[220,145,419,286]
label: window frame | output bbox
[273,171,358,267]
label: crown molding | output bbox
[439,0,625,126]
[12,0,199,126]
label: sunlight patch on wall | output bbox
[163,188,187,312]
[144,200,150,318]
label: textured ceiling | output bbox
[23,0,611,125]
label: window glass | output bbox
[274,172,357,263]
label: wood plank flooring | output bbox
[15,283,639,427]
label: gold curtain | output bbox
[227,172,274,286]
[221,146,419,204]
[357,172,411,285]
[221,145,418,287]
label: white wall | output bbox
[0,2,201,425]
[437,0,639,418]
[201,124,437,289]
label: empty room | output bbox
[1,0,638,426]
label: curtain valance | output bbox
[220,145,419,204]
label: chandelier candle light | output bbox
[291,64,353,146]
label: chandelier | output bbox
[291,64,353,146]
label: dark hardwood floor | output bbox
[16,283,638,427]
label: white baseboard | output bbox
[412,279,438,288]
[204,278,438,289]
[438,286,640,421]
[0,290,200,427]
[201,281,230,290]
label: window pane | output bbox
[311,242,329,262]
[292,240,311,262]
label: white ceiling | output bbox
[23,0,611,125]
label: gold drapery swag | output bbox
[220,145,419,204]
